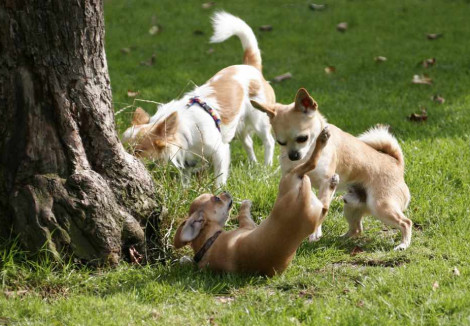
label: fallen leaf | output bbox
[127,90,140,97]
[412,74,432,85]
[432,281,439,291]
[208,316,218,326]
[259,25,273,32]
[149,25,160,35]
[309,3,326,10]
[207,48,215,54]
[350,246,364,256]
[193,30,205,36]
[407,108,428,122]
[202,1,216,9]
[129,246,143,265]
[357,300,364,307]
[4,289,28,299]
[420,57,436,68]
[0,317,11,325]
[273,72,292,83]
[324,66,336,74]
[140,53,156,66]
[121,47,131,54]
[151,309,160,320]
[431,94,445,104]
[343,288,350,294]
[453,267,461,276]
[427,33,443,40]
[215,296,234,304]
[337,22,348,32]
[374,56,387,63]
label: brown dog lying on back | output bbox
[173,127,338,276]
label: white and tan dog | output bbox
[174,127,338,276]
[122,12,275,186]
[252,88,412,250]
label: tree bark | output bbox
[0,0,160,264]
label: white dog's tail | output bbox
[358,125,404,166]
[210,11,262,71]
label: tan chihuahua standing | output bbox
[251,88,412,250]
[173,128,338,276]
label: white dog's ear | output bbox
[294,88,318,115]
[132,107,150,125]
[173,211,205,249]
[250,100,276,119]
[151,111,179,138]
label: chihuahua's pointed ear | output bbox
[295,88,318,115]
[173,211,205,249]
[151,111,179,137]
[132,107,150,125]
[251,100,277,119]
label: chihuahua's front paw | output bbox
[318,126,330,144]
[241,200,252,210]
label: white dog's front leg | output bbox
[212,143,231,187]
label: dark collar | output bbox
[193,230,222,263]
[187,96,221,132]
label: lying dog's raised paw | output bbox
[241,200,252,210]
[318,126,331,144]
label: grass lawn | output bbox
[2,0,470,324]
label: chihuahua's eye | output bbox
[213,196,221,202]
[277,140,287,146]
[296,135,309,143]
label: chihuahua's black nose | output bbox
[288,151,301,161]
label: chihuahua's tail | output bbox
[210,11,262,71]
[358,125,404,166]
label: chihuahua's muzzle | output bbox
[288,150,301,161]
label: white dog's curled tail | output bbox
[210,11,262,71]
[358,125,404,166]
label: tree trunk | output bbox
[0,0,160,264]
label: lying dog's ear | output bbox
[132,107,150,125]
[251,100,276,119]
[294,88,317,115]
[151,111,179,138]
[173,211,205,249]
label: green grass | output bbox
[2,0,470,324]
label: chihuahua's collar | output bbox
[187,96,221,132]
[194,230,222,263]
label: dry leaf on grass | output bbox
[324,66,336,74]
[140,53,156,66]
[432,281,439,291]
[453,267,461,276]
[193,30,205,36]
[259,25,273,32]
[350,246,364,256]
[215,296,234,304]
[121,47,131,54]
[202,2,216,9]
[273,72,292,83]
[432,95,445,104]
[357,300,364,307]
[207,48,215,54]
[127,90,140,97]
[149,25,160,35]
[4,289,28,299]
[408,108,428,122]
[337,22,348,32]
[129,246,143,265]
[374,56,387,63]
[309,3,326,10]
[208,316,218,326]
[420,57,436,68]
[427,33,443,40]
[412,74,432,85]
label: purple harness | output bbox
[187,96,221,132]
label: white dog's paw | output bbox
[393,243,409,251]
[308,226,323,242]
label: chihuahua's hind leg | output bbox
[341,204,367,238]
[238,200,257,229]
[373,201,412,250]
